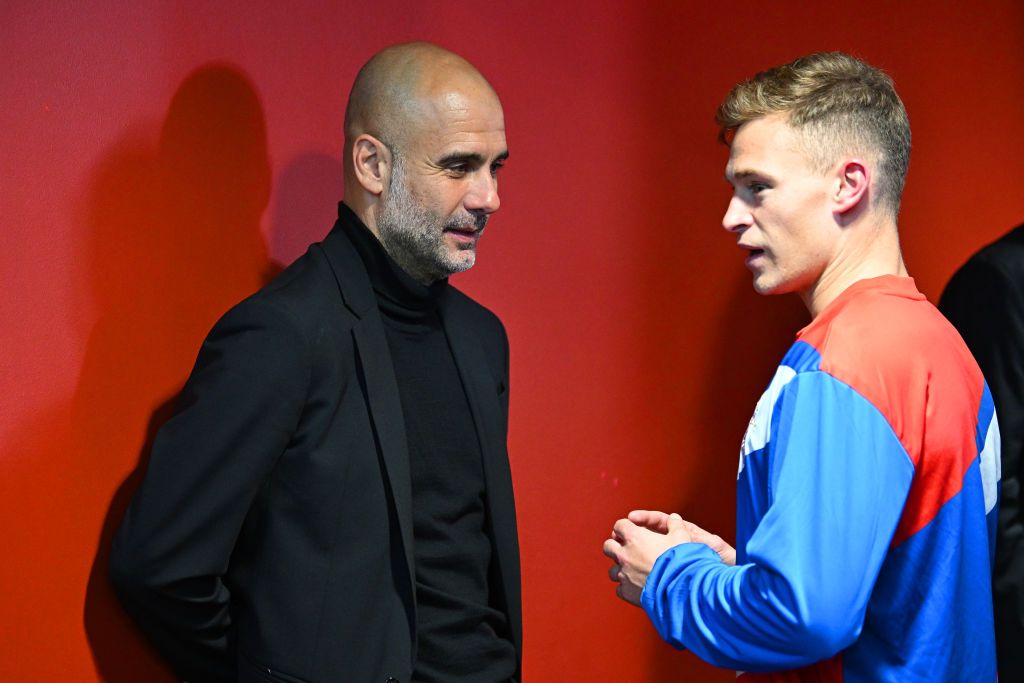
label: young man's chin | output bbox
[751,277,776,295]
[752,277,793,297]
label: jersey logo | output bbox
[980,410,1001,514]
[738,365,796,479]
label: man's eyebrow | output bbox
[437,150,509,166]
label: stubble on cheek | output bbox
[752,255,786,295]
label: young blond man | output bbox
[605,52,999,681]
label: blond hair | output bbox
[717,52,911,216]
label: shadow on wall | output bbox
[646,271,808,678]
[71,64,277,681]
[267,152,343,268]
[629,20,811,676]
[688,272,806,518]
[686,273,808,522]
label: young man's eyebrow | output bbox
[727,169,758,181]
[725,169,773,185]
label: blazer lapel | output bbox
[319,205,520,653]
[438,295,522,648]
[317,219,417,606]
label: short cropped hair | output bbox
[716,52,911,217]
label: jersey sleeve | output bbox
[641,371,915,671]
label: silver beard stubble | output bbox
[376,154,488,285]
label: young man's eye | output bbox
[490,161,504,177]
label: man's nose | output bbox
[722,195,750,233]
[465,171,500,214]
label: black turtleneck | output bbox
[339,205,516,682]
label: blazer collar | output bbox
[318,202,378,318]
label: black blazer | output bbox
[110,211,522,683]
[940,224,1024,682]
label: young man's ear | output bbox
[351,134,392,196]
[833,159,869,215]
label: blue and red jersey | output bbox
[642,276,1000,681]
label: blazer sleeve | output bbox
[110,297,310,683]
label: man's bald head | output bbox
[344,42,500,159]
[341,43,508,285]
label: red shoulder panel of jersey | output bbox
[797,276,984,545]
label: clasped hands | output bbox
[603,510,736,607]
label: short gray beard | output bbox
[376,155,487,285]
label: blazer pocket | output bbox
[238,652,311,683]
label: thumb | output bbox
[667,513,684,532]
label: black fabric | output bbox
[110,202,521,683]
[343,216,516,681]
[940,224,1024,683]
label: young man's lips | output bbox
[743,247,766,265]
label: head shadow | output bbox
[267,151,344,267]
[79,63,276,682]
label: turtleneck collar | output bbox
[337,202,446,321]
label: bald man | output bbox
[111,43,521,683]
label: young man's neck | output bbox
[801,219,907,318]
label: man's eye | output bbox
[446,165,468,176]
[490,162,504,177]
[749,182,769,196]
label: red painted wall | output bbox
[3,2,1024,680]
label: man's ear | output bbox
[351,134,392,196]
[833,159,869,215]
